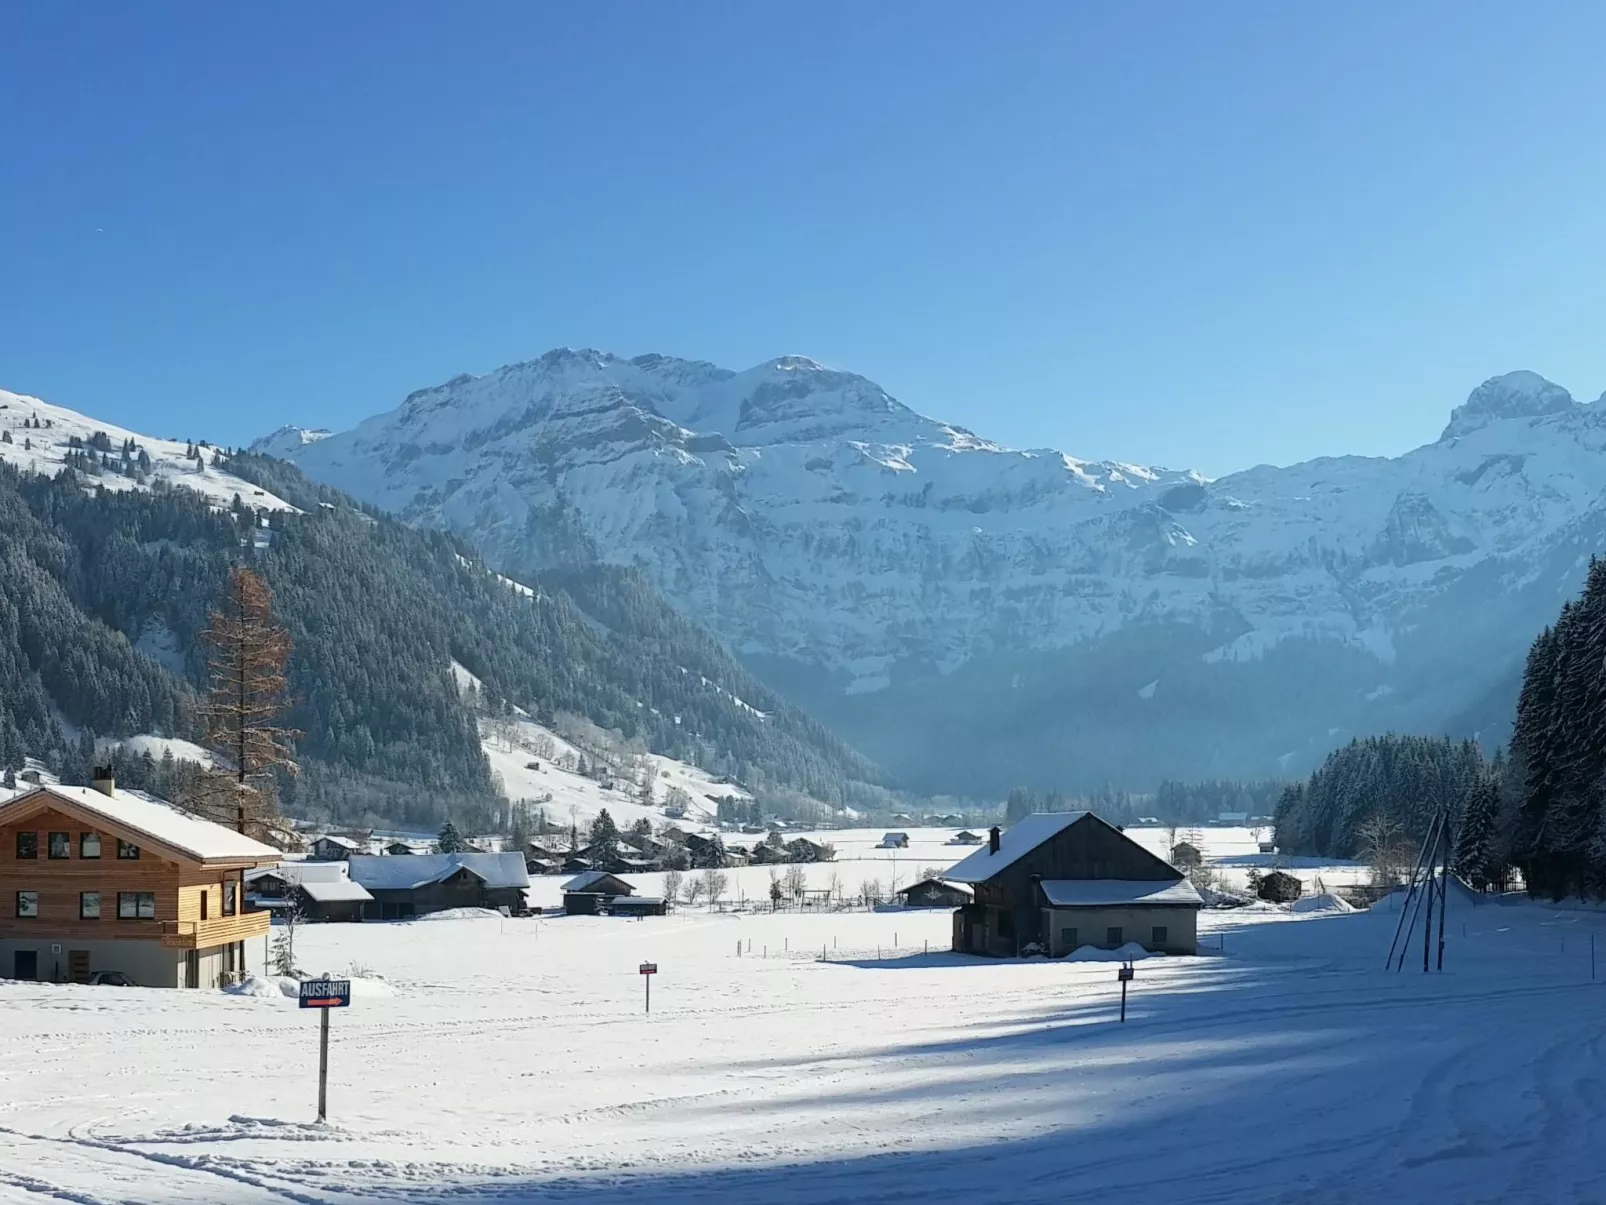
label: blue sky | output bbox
[4,2,1605,475]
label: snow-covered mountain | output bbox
[0,388,296,512]
[255,352,1606,792]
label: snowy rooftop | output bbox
[246,862,350,885]
[944,813,1091,883]
[1039,879,1202,908]
[347,852,529,891]
[3,784,282,864]
[561,870,632,894]
[299,879,375,903]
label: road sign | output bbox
[639,963,657,1013]
[1117,964,1133,1022]
[639,962,657,975]
[299,978,352,1009]
[1117,966,1134,982]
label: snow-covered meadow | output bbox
[2,890,1605,1204]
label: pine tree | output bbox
[436,819,466,853]
[588,808,620,857]
[1455,774,1501,890]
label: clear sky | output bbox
[4,2,1605,475]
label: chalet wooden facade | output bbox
[896,878,974,909]
[0,778,281,987]
[946,814,1202,957]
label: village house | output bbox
[947,830,984,846]
[878,832,910,849]
[784,837,834,863]
[896,878,974,908]
[246,861,373,923]
[561,870,637,915]
[347,852,530,919]
[308,834,363,861]
[945,813,1202,957]
[0,775,281,987]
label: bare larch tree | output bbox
[191,565,299,843]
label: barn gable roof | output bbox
[944,812,1183,885]
[347,852,529,891]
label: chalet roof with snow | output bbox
[944,813,1090,883]
[1039,879,1202,908]
[300,878,375,903]
[347,852,529,892]
[561,870,635,895]
[0,784,282,865]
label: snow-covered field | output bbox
[3,891,1605,1204]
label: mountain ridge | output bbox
[250,351,1606,793]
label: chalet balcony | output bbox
[158,911,269,949]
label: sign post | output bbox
[1117,964,1134,1023]
[639,962,657,1014]
[299,978,352,1122]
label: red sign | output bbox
[639,962,658,975]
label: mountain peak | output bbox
[1440,371,1577,441]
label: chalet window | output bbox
[117,892,156,920]
[80,892,101,919]
[1151,926,1168,946]
[116,839,140,860]
[223,882,237,916]
[48,832,70,859]
[998,910,1015,939]
[15,832,37,859]
[1106,926,1123,946]
[200,890,209,920]
[1061,927,1078,950]
[16,891,38,918]
[80,833,101,859]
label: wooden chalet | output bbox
[945,814,1202,957]
[561,869,636,915]
[879,832,910,849]
[308,834,363,861]
[246,862,373,922]
[0,775,281,987]
[346,852,530,919]
[895,878,974,909]
[947,830,984,846]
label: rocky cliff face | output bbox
[257,353,1606,792]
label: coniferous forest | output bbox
[0,455,888,829]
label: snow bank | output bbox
[1290,891,1356,914]
[221,974,286,998]
[412,907,505,921]
[1065,942,1154,962]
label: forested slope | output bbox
[0,455,890,828]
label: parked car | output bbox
[86,971,132,986]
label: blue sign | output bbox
[299,978,352,1008]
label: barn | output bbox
[946,814,1202,957]
[895,879,974,909]
[347,853,530,919]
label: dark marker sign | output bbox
[639,962,658,976]
[299,978,352,1008]
[1117,966,1134,982]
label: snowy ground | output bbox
[2,892,1605,1204]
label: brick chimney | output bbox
[90,766,115,797]
[988,825,1001,854]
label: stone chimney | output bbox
[90,766,115,797]
[988,825,1001,854]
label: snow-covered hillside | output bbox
[0,387,295,511]
[255,352,1606,786]
[453,661,747,832]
